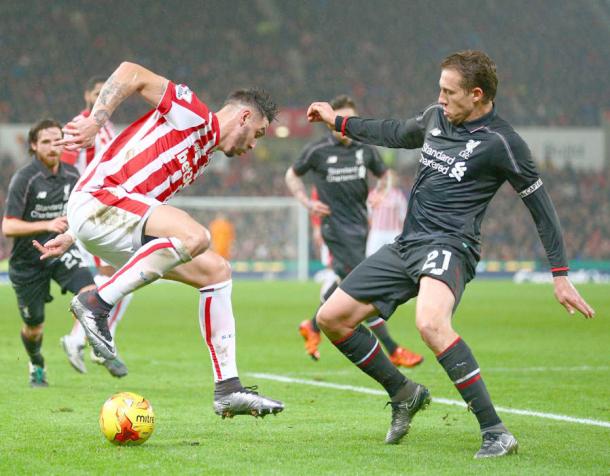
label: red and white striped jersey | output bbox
[60,110,116,175]
[76,81,220,203]
[367,187,407,233]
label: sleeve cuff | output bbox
[334,115,348,135]
[551,267,569,277]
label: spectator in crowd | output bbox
[209,212,236,260]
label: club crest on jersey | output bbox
[176,84,193,103]
[458,139,481,159]
[355,149,364,165]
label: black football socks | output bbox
[367,319,399,354]
[21,331,44,367]
[214,376,243,399]
[79,290,113,315]
[437,337,501,430]
[331,325,417,400]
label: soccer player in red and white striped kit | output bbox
[365,169,408,257]
[59,76,132,378]
[35,62,284,418]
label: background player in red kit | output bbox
[35,61,284,418]
[366,169,408,257]
[60,76,131,378]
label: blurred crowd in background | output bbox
[2,147,609,263]
[1,0,609,264]
[1,1,608,126]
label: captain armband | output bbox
[518,178,543,199]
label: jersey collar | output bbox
[461,104,496,133]
[33,156,63,178]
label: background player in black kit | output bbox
[306,51,595,458]
[2,119,96,387]
[286,95,423,368]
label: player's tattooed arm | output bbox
[57,62,169,149]
[285,167,330,217]
[91,63,168,125]
[92,72,129,126]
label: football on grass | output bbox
[99,392,155,445]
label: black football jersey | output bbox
[4,158,80,266]
[293,135,387,234]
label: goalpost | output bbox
[170,196,310,280]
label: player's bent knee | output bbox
[23,324,43,339]
[214,256,232,282]
[416,310,453,343]
[316,305,343,334]
[204,252,232,284]
[179,225,210,257]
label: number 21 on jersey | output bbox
[422,249,452,276]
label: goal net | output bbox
[169,196,310,280]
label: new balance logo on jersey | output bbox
[326,155,338,164]
[449,162,467,182]
[176,84,193,103]
[430,128,441,136]
[36,191,47,199]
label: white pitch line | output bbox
[486,366,609,372]
[247,372,610,429]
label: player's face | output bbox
[224,109,269,157]
[32,127,63,169]
[331,107,356,142]
[438,68,476,125]
[84,82,104,109]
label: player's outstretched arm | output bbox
[57,62,169,150]
[32,232,75,260]
[2,216,68,237]
[553,276,595,318]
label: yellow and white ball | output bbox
[99,392,155,445]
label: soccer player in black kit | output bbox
[286,95,423,368]
[306,51,595,458]
[2,119,96,387]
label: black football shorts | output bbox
[322,223,367,280]
[9,246,95,326]
[339,239,476,319]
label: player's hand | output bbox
[33,232,75,260]
[47,216,69,234]
[553,276,595,319]
[55,116,100,150]
[308,200,331,217]
[307,102,337,126]
[367,190,385,208]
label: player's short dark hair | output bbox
[28,118,63,153]
[441,50,498,103]
[329,94,357,111]
[85,76,107,93]
[225,88,278,123]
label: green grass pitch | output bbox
[0,280,608,475]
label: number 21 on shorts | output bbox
[422,249,452,276]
